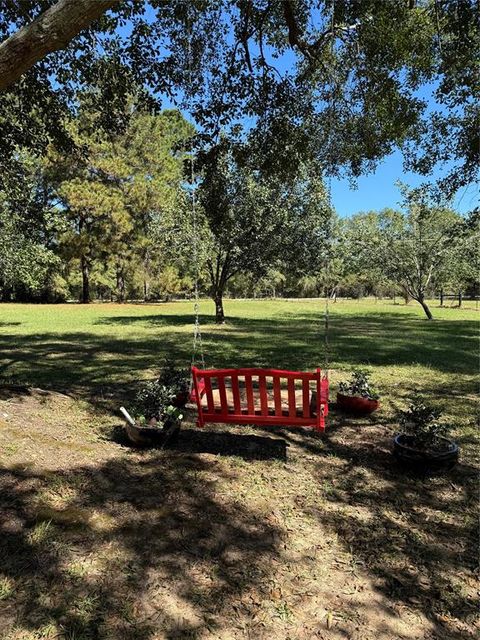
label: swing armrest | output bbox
[190,368,206,403]
[319,377,329,422]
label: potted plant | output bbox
[337,369,380,415]
[120,379,184,446]
[158,360,191,408]
[393,396,459,474]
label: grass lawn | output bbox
[0,299,478,639]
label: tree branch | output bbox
[282,0,340,61]
[239,0,254,73]
[0,0,121,91]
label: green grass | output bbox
[0,297,477,418]
[0,298,478,639]
[1,297,477,461]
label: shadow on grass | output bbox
[163,428,287,461]
[0,453,281,639]
[0,311,477,407]
[275,417,479,639]
[0,385,31,400]
[0,303,477,638]
[94,314,213,328]
[110,424,288,461]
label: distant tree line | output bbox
[0,106,477,322]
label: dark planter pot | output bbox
[173,390,190,408]
[393,434,459,474]
[125,418,180,447]
[336,392,379,415]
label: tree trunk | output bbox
[143,251,150,302]
[207,251,231,323]
[440,287,444,306]
[214,292,225,324]
[116,266,125,302]
[81,254,90,303]
[0,0,120,91]
[417,296,433,320]
[458,290,462,308]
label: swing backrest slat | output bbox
[191,366,328,432]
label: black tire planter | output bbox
[125,419,180,447]
[393,434,459,474]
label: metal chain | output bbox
[323,178,331,378]
[188,12,205,370]
[191,152,205,369]
[323,0,336,380]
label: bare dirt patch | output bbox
[0,389,477,639]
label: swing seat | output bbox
[190,367,328,432]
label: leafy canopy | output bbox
[0,0,478,196]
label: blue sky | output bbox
[328,82,477,218]
[330,153,478,218]
[135,5,477,218]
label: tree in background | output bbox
[370,188,466,319]
[0,152,66,302]
[434,209,480,304]
[113,109,194,301]
[340,213,397,300]
[50,107,193,302]
[58,179,129,303]
[0,207,62,301]
[198,141,333,323]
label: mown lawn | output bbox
[0,299,478,639]
[0,297,477,388]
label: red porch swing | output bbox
[187,158,331,434]
[191,366,329,432]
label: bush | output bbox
[132,361,190,428]
[132,380,175,422]
[158,359,190,397]
[339,369,379,399]
[399,396,452,450]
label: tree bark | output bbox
[81,254,90,304]
[417,296,433,320]
[0,0,120,91]
[207,250,232,324]
[116,265,125,302]
[402,288,410,305]
[143,250,150,302]
[214,292,225,324]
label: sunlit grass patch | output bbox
[0,576,15,600]
[27,520,55,546]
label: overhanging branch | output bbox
[0,0,121,91]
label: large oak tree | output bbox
[0,1,478,198]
